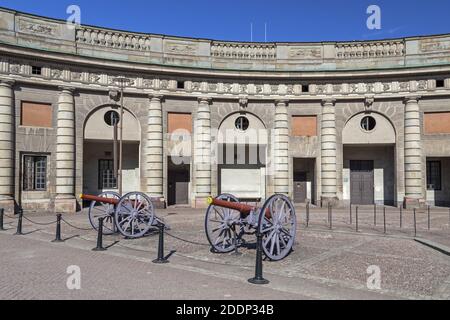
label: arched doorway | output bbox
[217,112,267,200]
[342,112,396,205]
[82,105,141,199]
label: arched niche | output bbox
[218,112,267,145]
[84,105,140,141]
[342,112,396,145]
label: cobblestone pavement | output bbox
[1,205,449,300]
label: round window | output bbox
[361,116,376,131]
[104,110,120,126]
[235,116,249,131]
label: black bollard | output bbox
[350,205,352,225]
[329,203,332,230]
[0,208,4,231]
[92,217,106,251]
[356,206,359,232]
[413,208,417,237]
[248,232,269,285]
[153,223,169,263]
[374,204,377,226]
[306,202,310,227]
[52,214,64,243]
[427,205,430,230]
[14,209,23,235]
[400,206,402,228]
[383,207,386,234]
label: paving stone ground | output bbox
[0,205,449,300]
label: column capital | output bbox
[0,78,15,87]
[58,86,75,94]
[149,94,164,102]
[275,99,289,106]
[404,95,421,104]
[198,96,212,104]
[321,97,336,106]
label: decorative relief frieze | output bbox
[289,47,322,59]
[18,17,59,36]
[211,42,276,60]
[71,72,82,81]
[50,69,63,79]
[420,39,450,52]
[335,40,405,59]
[9,63,21,74]
[142,78,155,88]
[89,73,101,84]
[164,42,197,55]
[0,58,441,98]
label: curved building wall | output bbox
[1,7,450,211]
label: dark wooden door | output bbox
[293,172,307,203]
[168,170,189,205]
[350,160,374,205]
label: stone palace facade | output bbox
[1,7,450,213]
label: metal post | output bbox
[248,232,269,285]
[92,217,106,251]
[383,206,386,234]
[413,208,417,237]
[14,209,23,235]
[118,86,123,196]
[52,214,63,243]
[427,205,430,230]
[153,223,169,263]
[374,204,377,226]
[400,206,402,228]
[0,208,4,231]
[306,202,310,227]
[329,203,332,230]
[356,206,359,232]
[350,204,352,225]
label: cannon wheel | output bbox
[205,194,241,253]
[258,194,296,261]
[88,191,120,235]
[114,192,155,238]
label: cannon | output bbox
[205,194,297,261]
[81,191,163,238]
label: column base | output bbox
[320,196,340,208]
[0,198,15,214]
[403,197,426,210]
[54,196,77,213]
[194,197,210,209]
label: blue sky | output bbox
[0,0,449,42]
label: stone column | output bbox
[0,79,15,213]
[55,87,76,213]
[403,95,423,208]
[320,98,338,206]
[146,94,165,207]
[273,100,289,195]
[193,97,212,208]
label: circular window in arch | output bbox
[235,116,250,131]
[104,110,120,126]
[360,116,376,131]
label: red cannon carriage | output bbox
[80,191,162,238]
[205,194,297,261]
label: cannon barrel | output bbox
[80,194,120,205]
[207,196,271,218]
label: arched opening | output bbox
[217,112,267,200]
[82,105,141,199]
[342,112,396,206]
